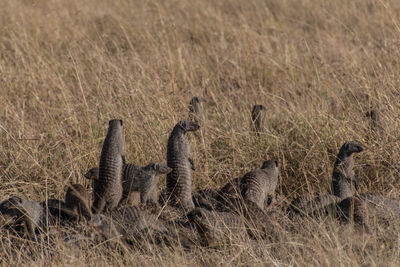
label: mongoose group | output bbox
[1,98,400,249]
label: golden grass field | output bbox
[1,0,400,265]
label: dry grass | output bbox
[1,0,400,265]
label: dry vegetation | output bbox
[1,0,400,265]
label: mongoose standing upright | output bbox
[240,160,279,210]
[331,141,363,199]
[188,97,205,128]
[65,184,92,221]
[166,120,200,210]
[251,105,268,135]
[92,119,125,214]
[365,109,384,137]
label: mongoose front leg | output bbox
[188,157,195,171]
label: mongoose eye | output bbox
[120,120,123,126]
[274,160,278,167]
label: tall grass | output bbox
[1,0,400,265]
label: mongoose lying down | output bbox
[165,120,200,210]
[332,141,363,199]
[288,194,342,218]
[337,193,400,229]
[86,162,172,206]
[240,160,279,210]
[187,208,247,247]
[0,196,46,239]
[92,119,125,214]
[90,206,192,248]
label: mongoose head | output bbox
[84,167,99,180]
[89,214,119,239]
[143,163,173,175]
[261,160,278,169]
[252,105,266,114]
[365,110,378,122]
[190,96,205,105]
[178,120,200,132]
[109,119,123,127]
[0,196,23,209]
[339,141,364,156]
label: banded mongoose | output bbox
[288,194,342,218]
[165,120,200,210]
[365,109,384,137]
[65,184,92,221]
[90,206,192,248]
[92,119,125,214]
[86,162,172,205]
[251,105,268,135]
[0,196,45,239]
[187,208,247,247]
[240,160,279,210]
[331,141,363,199]
[188,96,205,128]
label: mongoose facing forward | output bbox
[240,160,279,210]
[86,162,172,206]
[251,105,268,135]
[137,163,172,205]
[166,120,200,210]
[332,141,363,199]
[92,119,125,214]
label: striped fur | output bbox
[332,141,363,199]
[240,160,279,210]
[166,120,200,210]
[92,119,125,213]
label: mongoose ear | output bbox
[178,120,186,129]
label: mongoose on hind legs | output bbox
[165,120,200,210]
[251,105,268,135]
[240,160,279,210]
[365,109,384,137]
[92,119,125,214]
[189,97,205,128]
[332,141,363,199]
